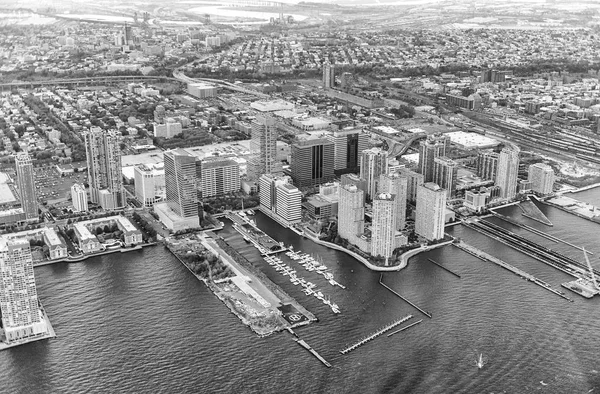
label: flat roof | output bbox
[0,183,16,205]
[43,228,64,246]
[121,151,165,167]
[116,216,138,233]
[447,131,499,149]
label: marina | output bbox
[340,315,414,355]
[285,248,347,289]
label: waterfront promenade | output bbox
[33,243,154,268]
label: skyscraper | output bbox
[14,152,37,220]
[164,149,199,220]
[495,147,520,200]
[338,184,365,241]
[248,115,277,180]
[415,182,447,242]
[323,62,335,88]
[200,158,240,198]
[84,128,124,210]
[371,193,397,265]
[476,151,499,181]
[528,163,554,195]
[378,173,408,230]
[360,147,388,199]
[0,238,48,344]
[325,128,369,175]
[433,156,459,198]
[418,134,450,183]
[397,167,424,204]
[134,163,165,208]
[70,183,88,212]
[290,138,334,188]
[259,174,301,225]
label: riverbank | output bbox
[32,243,155,268]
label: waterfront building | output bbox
[154,149,199,231]
[378,173,408,230]
[290,138,334,188]
[418,134,450,183]
[360,147,389,199]
[396,167,424,203]
[134,163,165,208]
[415,182,447,242]
[84,128,124,210]
[70,183,88,212]
[200,158,240,198]
[433,156,459,198]
[323,62,335,88]
[0,238,48,344]
[248,115,278,180]
[495,147,520,200]
[371,193,397,265]
[42,229,68,260]
[275,183,302,224]
[325,128,369,175]
[528,163,555,195]
[338,184,365,241]
[464,188,491,213]
[476,151,499,181]
[14,153,37,220]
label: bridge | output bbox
[0,75,181,90]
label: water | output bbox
[1,194,600,393]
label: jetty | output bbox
[426,258,461,278]
[379,274,432,318]
[387,319,423,337]
[518,198,553,226]
[293,338,332,367]
[340,315,413,355]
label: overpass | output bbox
[173,69,270,99]
[0,75,181,90]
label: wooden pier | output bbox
[340,315,413,355]
[293,338,332,368]
[426,258,461,278]
[387,319,423,337]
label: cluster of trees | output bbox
[131,212,157,241]
[390,105,415,119]
[181,252,233,281]
[155,129,216,150]
[201,193,260,214]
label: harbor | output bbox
[340,315,414,355]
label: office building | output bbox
[290,138,334,188]
[323,62,335,88]
[0,238,49,344]
[84,128,124,210]
[360,147,388,199]
[464,187,491,213]
[200,158,240,198]
[248,115,278,180]
[325,128,369,174]
[371,193,397,265]
[14,153,37,220]
[433,156,459,198]
[187,83,217,98]
[70,183,88,212]
[134,163,165,208]
[259,174,300,226]
[476,151,499,181]
[495,147,520,200]
[415,182,447,242]
[528,163,554,195]
[338,184,365,241]
[378,173,408,230]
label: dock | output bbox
[293,338,332,367]
[340,315,413,355]
[387,319,423,337]
[454,241,573,302]
[379,274,433,318]
[426,258,461,278]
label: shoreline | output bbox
[33,243,156,268]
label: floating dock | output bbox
[387,319,423,337]
[293,338,331,367]
[426,258,461,278]
[379,275,432,318]
[340,315,413,355]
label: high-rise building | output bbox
[134,163,165,208]
[70,183,88,212]
[418,134,450,183]
[275,183,302,224]
[14,152,37,220]
[433,156,459,198]
[164,149,198,219]
[528,163,554,195]
[397,167,424,203]
[0,238,48,344]
[378,173,408,230]
[200,158,240,198]
[290,138,334,188]
[338,184,365,241]
[323,62,335,88]
[360,147,388,199]
[248,115,278,180]
[84,128,124,210]
[476,151,499,181]
[415,182,446,242]
[325,128,369,174]
[495,147,520,200]
[371,193,397,265]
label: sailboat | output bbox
[476,353,487,369]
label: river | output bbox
[1,191,599,393]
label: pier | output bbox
[340,315,413,355]
[293,338,332,367]
[387,319,423,337]
[426,258,461,278]
[453,241,573,302]
[379,275,432,318]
